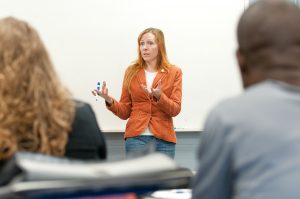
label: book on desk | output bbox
[0,152,193,199]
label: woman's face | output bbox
[139,32,158,63]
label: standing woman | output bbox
[93,28,182,158]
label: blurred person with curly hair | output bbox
[0,17,106,161]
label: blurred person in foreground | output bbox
[0,17,106,162]
[192,0,300,198]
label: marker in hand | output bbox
[95,81,101,101]
[92,81,113,105]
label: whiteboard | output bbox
[0,0,245,132]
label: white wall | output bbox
[0,0,245,132]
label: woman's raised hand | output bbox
[92,81,113,105]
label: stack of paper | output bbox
[0,152,193,199]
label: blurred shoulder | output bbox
[73,100,94,115]
[74,100,89,107]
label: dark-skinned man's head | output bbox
[237,0,300,88]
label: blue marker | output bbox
[95,81,101,101]
[97,81,101,90]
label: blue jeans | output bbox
[125,136,176,159]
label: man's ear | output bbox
[236,48,250,88]
[236,48,246,71]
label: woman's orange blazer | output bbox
[107,65,182,143]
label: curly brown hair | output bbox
[0,17,75,160]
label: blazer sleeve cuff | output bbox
[105,98,116,112]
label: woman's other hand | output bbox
[151,80,161,100]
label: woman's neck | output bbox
[145,60,157,72]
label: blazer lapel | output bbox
[136,68,150,98]
[152,68,167,88]
[136,68,146,86]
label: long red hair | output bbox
[123,28,171,90]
